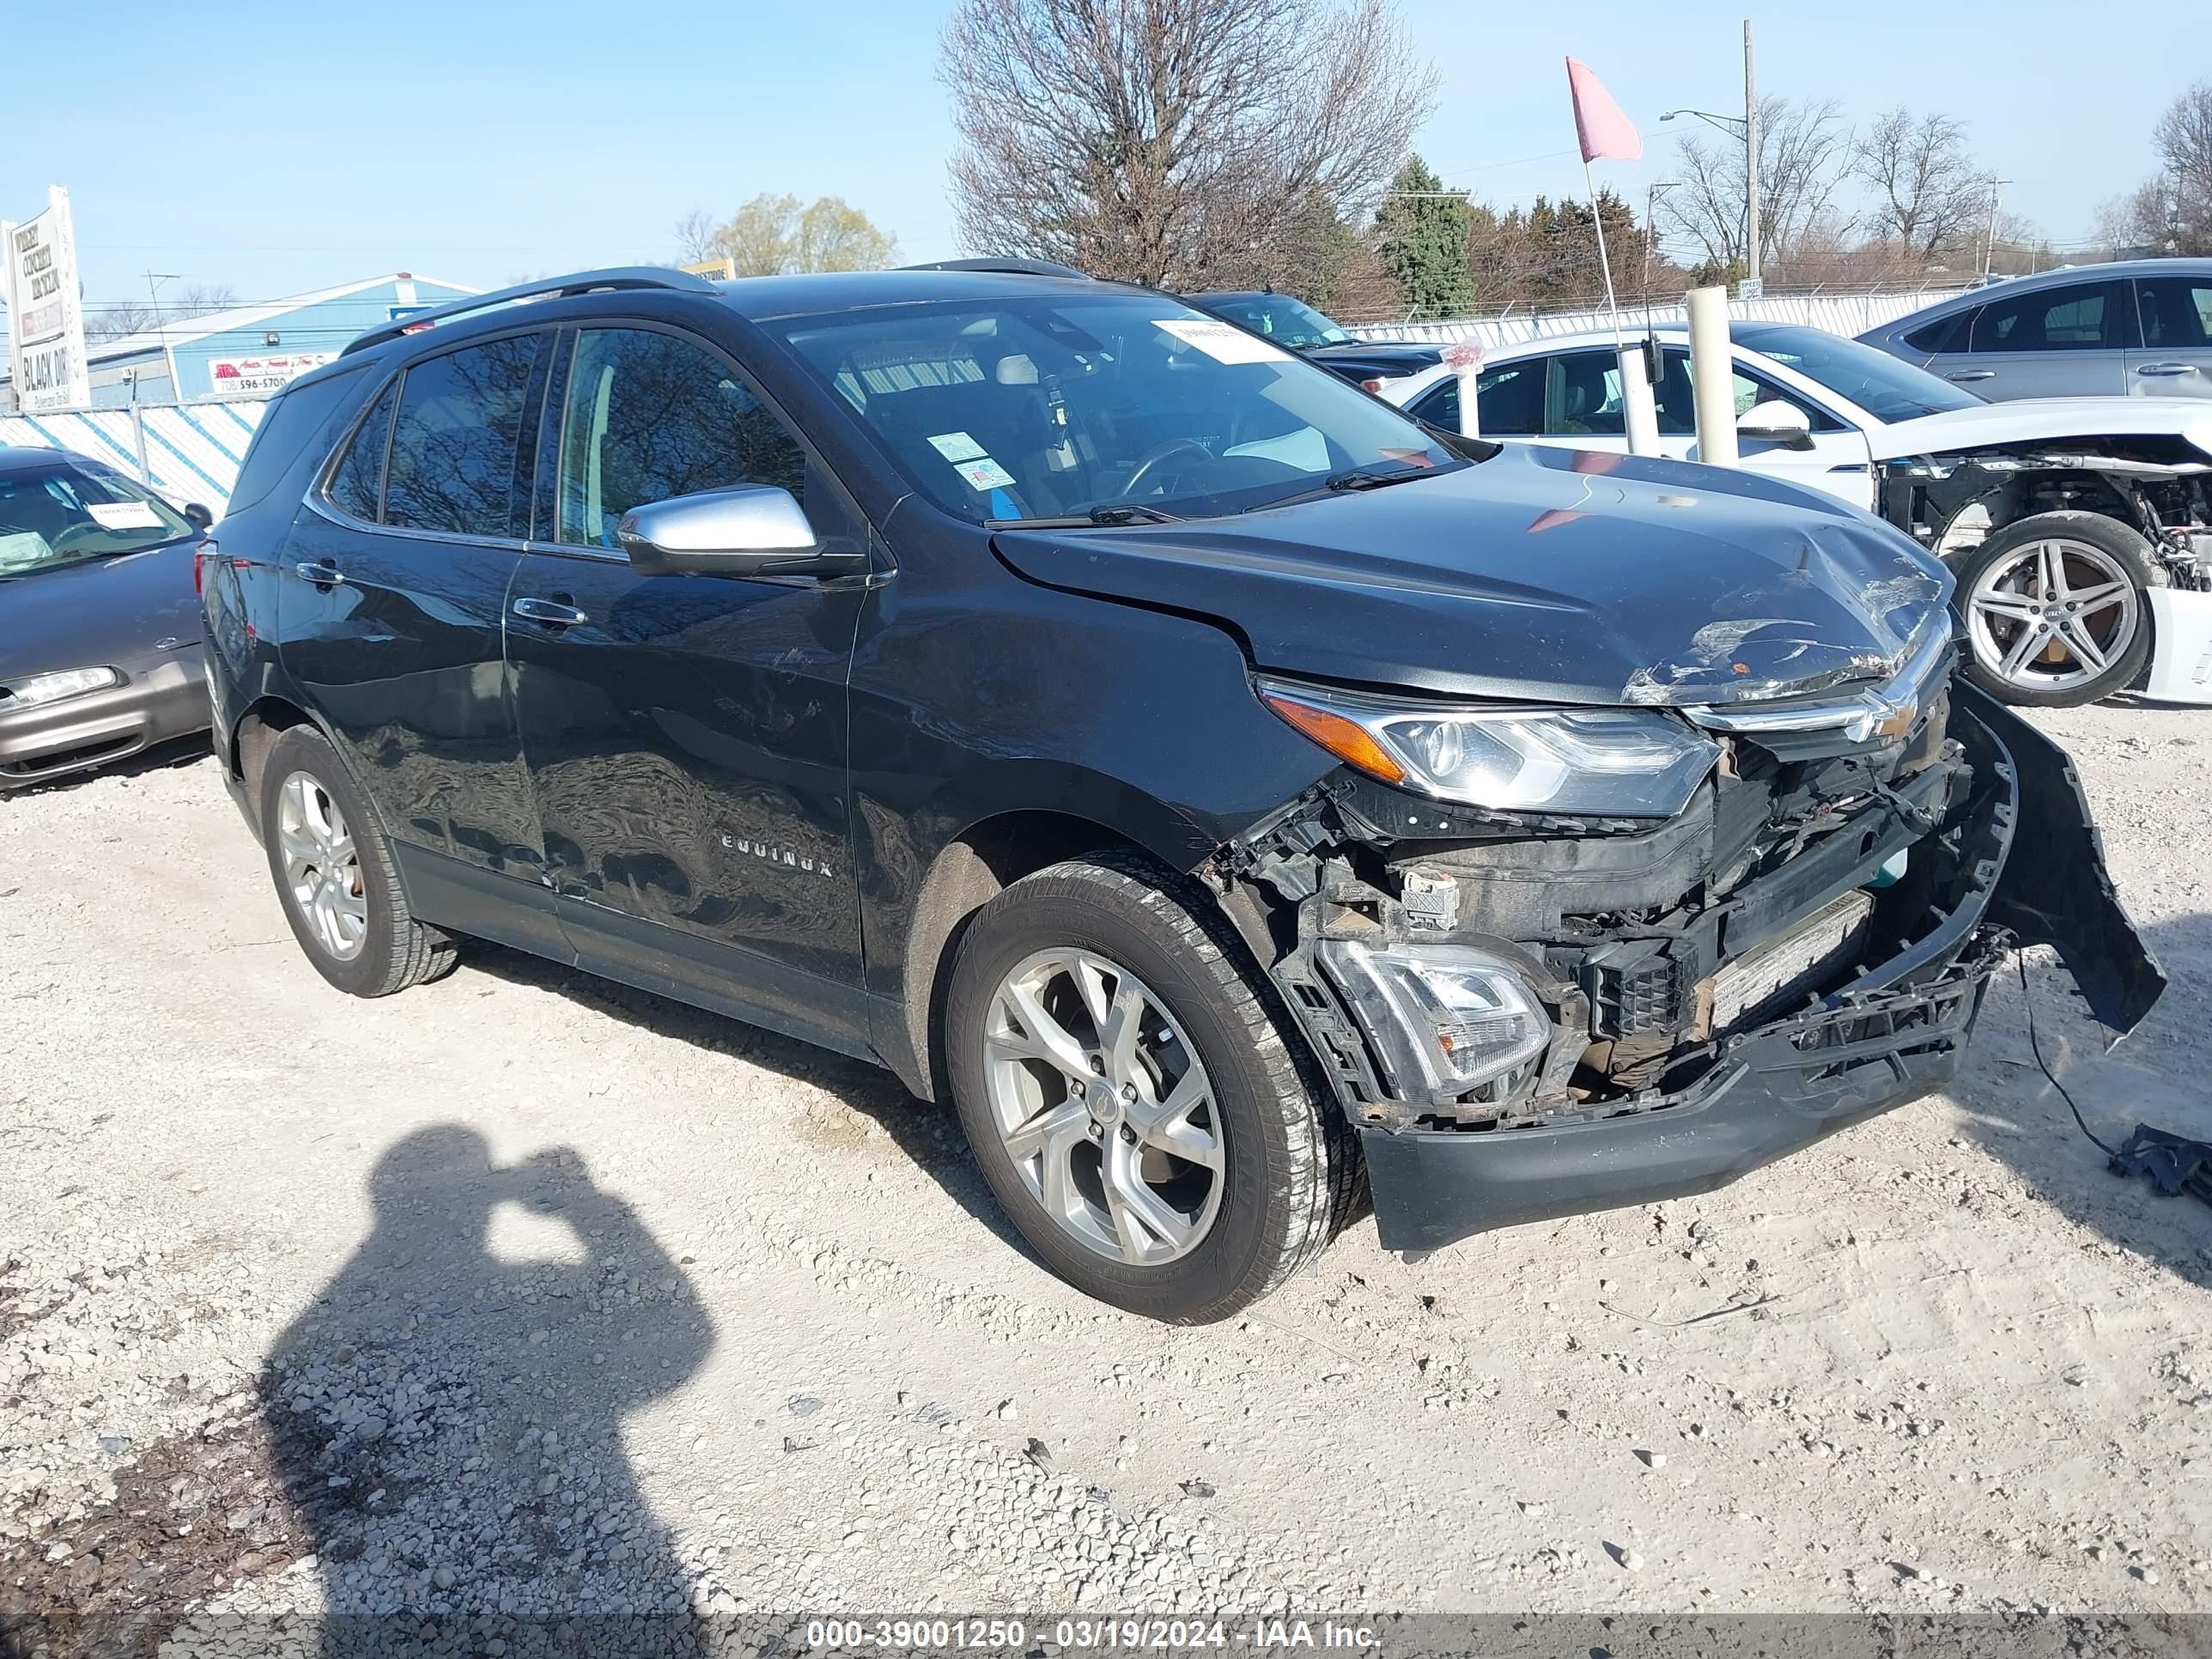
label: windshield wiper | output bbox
[1243,467,1431,513]
[988,503,1184,528]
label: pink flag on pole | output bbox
[1565,58,1642,163]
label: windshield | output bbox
[0,460,196,576]
[1199,295,1357,349]
[773,294,1456,525]
[1735,324,1982,422]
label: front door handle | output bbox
[512,596,588,628]
[2136,362,2200,376]
[295,561,344,586]
[1947,370,1996,382]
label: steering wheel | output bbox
[1119,439,1215,499]
[48,521,112,554]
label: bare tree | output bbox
[1661,96,1852,280]
[672,209,720,265]
[937,0,1436,292]
[1851,108,1989,261]
[83,283,239,343]
[2098,82,2212,256]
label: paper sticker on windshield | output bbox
[1154,319,1292,365]
[956,458,1017,492]
[927,431,988,464]
[88,501,163,530]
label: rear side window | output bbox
[226,363,375,516]
[327,381,398,521]
[2136,277,2212,349]
[1903,311,1972,355]
[381,334,545,538]
[1972,281,2137,352]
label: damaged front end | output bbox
[1212,627,2165,1254]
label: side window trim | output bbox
[308,323,553,548]
[532,315,876,564]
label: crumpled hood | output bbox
[0,539,203,682]
[1874,396,2212,462]
[991,443,1952,708]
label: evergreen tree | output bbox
[1375,157,1475,320]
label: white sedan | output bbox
[1381,324,2212,707]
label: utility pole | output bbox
[1983,179,2012,279]
[1742,19,1761,298]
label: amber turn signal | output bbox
[1260,691,1407,785]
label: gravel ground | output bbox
[3,704,2210,1655]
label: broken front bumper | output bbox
[1351,684,2163,1254]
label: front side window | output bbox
[381,333,544,538]
[553,327,830,550]
[0,460,196,577]
[1971,281,2136,353]
[771,294,1459,525]
[1903,311,1973,355]
[2137,277,2212,349]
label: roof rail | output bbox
[340,266,720,356]
[901,257,1095,280]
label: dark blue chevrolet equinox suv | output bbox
[200,265,2160,1321]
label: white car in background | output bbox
[1382,324,2212,707]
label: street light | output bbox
[1657,19,1761,295]
[1659,109,1746,137]
[1643,180,1679,301]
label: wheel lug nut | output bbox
[1121,1083,1136,1102]
[1120,1125,1137,1143]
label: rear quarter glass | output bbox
[223,362,380,517]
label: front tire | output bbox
[1956,511,2161,707]
[944,853,1356,1322]
[258,726,456,998]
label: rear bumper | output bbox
[0,650,210,787]
[1360,684,2162,1254]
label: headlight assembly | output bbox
[0,666,122,709]
[1258,677,1719,818]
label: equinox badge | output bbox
[722,832,834,879]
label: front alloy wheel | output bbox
[945,853,1358,1323]
[981,947,1225,1265]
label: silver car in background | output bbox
[1859,259,2212,401]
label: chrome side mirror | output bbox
[614,486,863,578]
[1737,399,1815,452]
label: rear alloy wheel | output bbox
[258,726,456,998]
[1958,512,2160,707]
[945,853,1358,1322]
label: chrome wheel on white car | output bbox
[1955,513,2160,708]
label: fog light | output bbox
[1318,939,1552,1104]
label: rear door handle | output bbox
[512,596,588,628]
[1947,370,1996,382]
[2136,362,2200,376]
[295,561,344,586]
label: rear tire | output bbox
[1955,511,2161,707]
[258,726,456,998]
[944,852,1356,1322]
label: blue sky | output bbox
[9,0,2199,312]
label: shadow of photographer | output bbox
[262,1126,717,1655]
